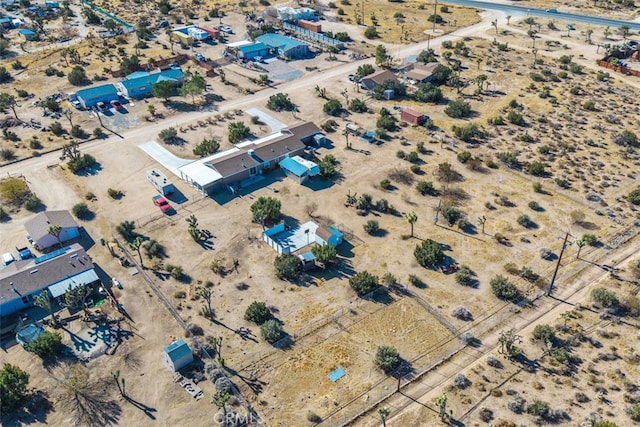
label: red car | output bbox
[152,195,173,214]
[110,100,123,110]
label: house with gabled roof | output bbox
[0,243,99,318]
[361,69,397,90]
[117,68,185,98]
[25,210,79,251]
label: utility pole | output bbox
[547,232,570,297]
[427,0,438,51]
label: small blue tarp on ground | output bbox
[328,367,346,382]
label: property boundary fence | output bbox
[282,21,344,49]
[111,235,262,424]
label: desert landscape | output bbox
[1,0,639,426]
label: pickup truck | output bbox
[152,195,173,214]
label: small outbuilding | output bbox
[401,108,425,126]
[279,156,319,184]
[18,28,36,40]
[315,225,343,247]
[24,210,79,251]
[298,251,316,270]
[163,339,194,372]
[236,42,270,60]
[76,84,119,109]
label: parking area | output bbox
[261,59,303,81]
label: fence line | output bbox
[111,235,262,424]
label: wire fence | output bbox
[111,235,262,424]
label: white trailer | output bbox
[146,169,175,195]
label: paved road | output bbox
[441,0,640,30]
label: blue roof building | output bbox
[117,68,184,98]
[76,84,119,109]
[256,34,309,59]
[18,28,36,40]
[236,42,270,60]
[162,339,194,372]
[279,156,319,184]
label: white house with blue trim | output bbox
[163,339,194,371]
[117,68,185,99]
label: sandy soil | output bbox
[1,6,640,427]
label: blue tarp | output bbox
[328,367,346,382]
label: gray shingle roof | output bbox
[24,210,78,241]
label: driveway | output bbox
[244,108,287,133]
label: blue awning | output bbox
[48,269,99,298]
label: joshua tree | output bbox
[34,289,59,326]
[603,26,611,40]
[435,393,452,421]
[342,128,351,149]
[498,329,522,358]
[561,311,571,328]
[378,407,391,427]
[491,19,498,34]
[404,211,418,238]
[576,238,586,259]
[128,236,144,266]
[531,48,538,67]
[477,216,487,234]
[211,390,230,419]
[585,29,593,44]
[63,109,73,127]
[506,15,511,25]
[48,224,63,249]
[528,30,537,48]
[200,288,213,319]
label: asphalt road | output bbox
[440,0,640,30]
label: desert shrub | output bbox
[174,290,187,299]
[453,373,470,389]
[540,248,553,259]
[193,138,220,157]
[363,220,379,235]
[67,154,97,174]
[49,121,65,136]
[375,346,401,373]
[158,127,178,143]
[508,397,526,414]
[364,26,378,38]
[528,201,541,211]
[349,271,380,296]
[374,199,390,213]
[452,306,472,321]
[507,111,525,125]
[627,188,640,205]
[274,254,301,280]
[532,324,555,343]
[414,239,444,268]
[490,275,519,300]
[526,161,545,176]
[23,195,42,212]
[266,92,295,111]
[382,272,397,288]
[581,234,598,246]
[107,188,124,199]
[455,265,474,286]
[479,407,493,422]
[551,347,569,364]
[575,392,590,403]
[349,98,368,113]
[260,319,284,343]
[250,196,281,224]
[244,301,271,324]
[323,99,343,116]
[441,206,462,226]
[416,180,436,196]
[517,214,534,228]
[379,179,391,190]
[71,203,91,219]
[457,151,472,163]
[630,403,640,421]
[487,356,502,368]
[29,139,43,150]
[445,98,472,118]
[591,288,619,308]
[528,399,550,418]
[25,331,62,357]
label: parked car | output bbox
[219,25,233,34]
[110,100,123,110]
[545,8,558,13]
[194,53,206,62]
[152,195,173,214]
[71,99,82,109]
[112,277,123,289]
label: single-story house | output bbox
[316,225,343,247]
[178,122,321,194]
[401,108,425,126]
[18,28,36,40]
[25,210,79,251]
[0,243,99,317]
[76,84,119,109]
[256,33,309,59]
[163,339,194,372]
[361,70,397,91]
[279,155,319,184]
[236,42,270,60]
[117,68,184,98]
[405,62,440,83]
[263,221,319,254]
